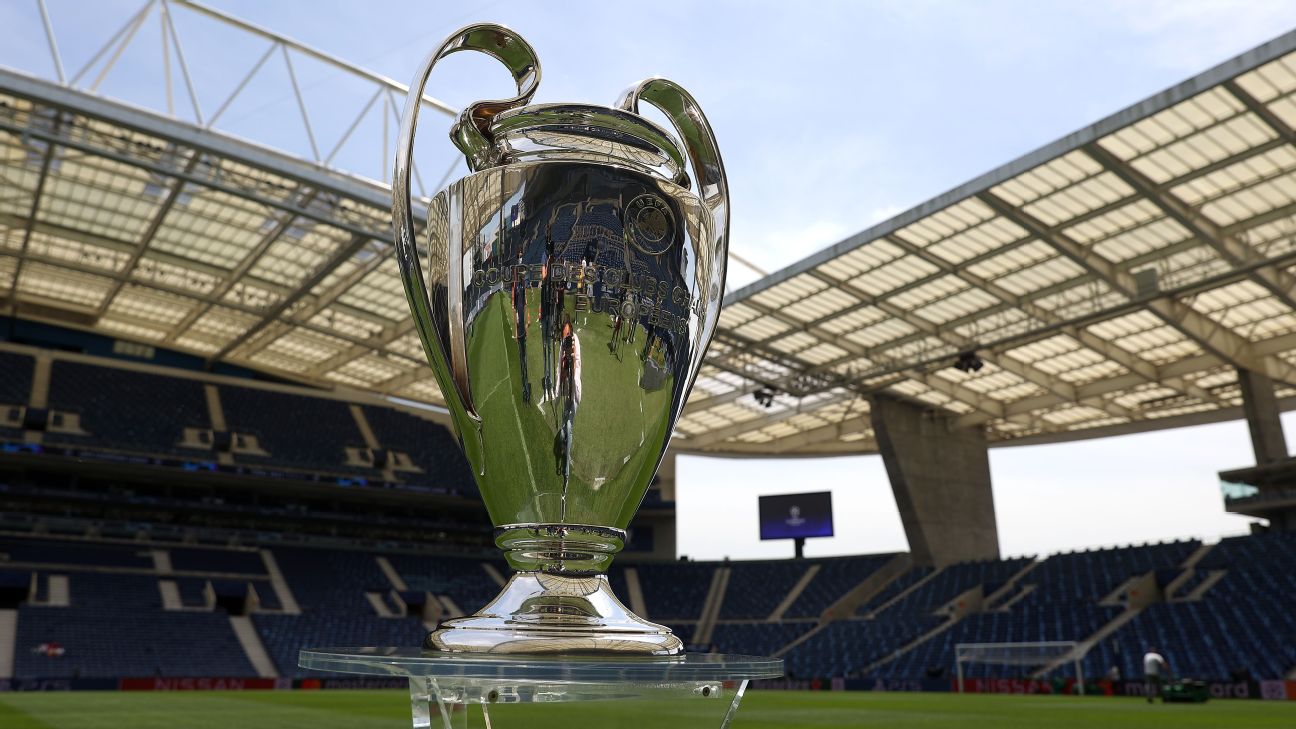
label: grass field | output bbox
[1,689,1293,728]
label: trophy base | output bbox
[300,648,783,729]
[425,572,682,655]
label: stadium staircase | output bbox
[157,580,185,610]
[772,621,827,659]
[693,566,730,645]
[1032,605,1143,679]
[860,566,943,618]
[768,563,820,621]
[819,554,911,621]
[1177,570,1227,601]
[229,616,278,678]
[375,557,408,591]
[28,355,51,434]
[46,575,69,606]
[1180,542,1216,569]
[258,551,301,615]
[860,559,1042,675]
[989,582,1036,610]
[202,385,235,466]
[439,595,466,619]
[482,563,507,587]
[0,608,15,678]
[983,560,1040,609]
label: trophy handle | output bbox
[616,78,730,385]
[393,24,540,422]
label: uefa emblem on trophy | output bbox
[392,24,728,654]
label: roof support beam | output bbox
[1225,79,1296,147]
[760,404,1056,455]
[293,242,389,319]
[722,151,1296,391]
[797,267,1138,420]
[375,363,434,396]
[6,113,62,307]
[979,190,1296,386]
[0,113,388,243]
[878,233,1221,407]
[94,152,203,318]
[206,232,370,364]
[0,212,316,306]
[163,188,319,345]
[720,223,1296,415]
[306,318,416,378]
[1083,140,1296,314]
[682,392,857,451]
[297,253,417,378]
[929,189,1296,340]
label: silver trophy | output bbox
[392,24,728,655]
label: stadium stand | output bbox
[635,561,717,621]
[250,546,425,677]
[0,353,487,509]
[0,351,33,439]
[0,536,153,569]
[892,596,1122,679]
[44,362,209,456]
[13,572,254,678]
[856,566,935,615]
[168,547,266,575]
[719,560,812,619]
[874,558,1033,617]
[0,351,1291,685]
[1085,531,1296,682]
[254,613,425,679]
[381,552,502,615]
[710,621,814,658]
[174,577,210,608]
[359,405,477,493]
[219,386,367,474]
[0,352,33,407]
[1028,541,1200,603]
[784,554,899,619]
[1,529,1295,682]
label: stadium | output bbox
[1,1,1296,727]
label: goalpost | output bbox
[955,641,1087,695]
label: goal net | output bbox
[954,641,1087,693]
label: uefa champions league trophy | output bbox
[392,24,728,655]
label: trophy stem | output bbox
[426,571,682,655]
[495,523,627,574]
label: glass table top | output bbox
[300,648,784,683]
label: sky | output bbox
[3,0,1296,559]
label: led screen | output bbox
[759,491,834,540]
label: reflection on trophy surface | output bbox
[392,24,728,654]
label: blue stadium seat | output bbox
[45,361,207,455]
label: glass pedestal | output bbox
[300,648,783,729]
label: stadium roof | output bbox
[679,31,1296,455]
[4,3,1296,455]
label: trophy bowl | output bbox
[392,24,728,655]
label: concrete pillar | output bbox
[655,449,677,502]
[871,394,999,567]
[1237,367,1287,465]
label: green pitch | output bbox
[1,690,1293,728]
